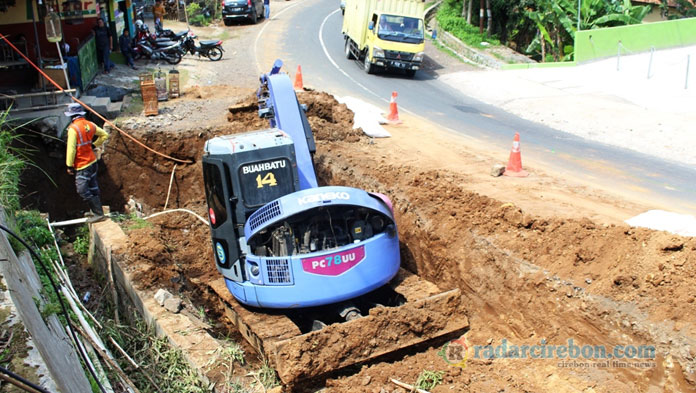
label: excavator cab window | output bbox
[203,161,228,228]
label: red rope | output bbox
[0,33,193,164]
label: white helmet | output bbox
[135,19,143,29]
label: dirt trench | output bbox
[88,89,696,392]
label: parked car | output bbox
[221,0,264,25]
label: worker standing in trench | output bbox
[64,103,109,223]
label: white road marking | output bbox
[254,0,308,74]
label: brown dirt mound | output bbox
[96,89,696,392]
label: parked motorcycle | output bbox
[136,20,187,48]
[180,33,224,61]
[133,39,183,64]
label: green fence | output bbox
[575,17,696,63]
[78,36,98,89]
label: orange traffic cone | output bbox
[503,132,529,177]
[386,91,401,124]
[294,65,304,91]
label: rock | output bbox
[362,375,372,386]
[164,297,182,313]
[154,288,173,306]
[491,163,506,177]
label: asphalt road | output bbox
[258,0,696,213]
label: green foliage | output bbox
[436,0,651,62]
[15,212,73,325]
[113,212,152,231]
[12,211,51,252]
[190,14,210,26]
[186,1,214,26]
[415,370,444,391]
[103,317,209,393]
[436,1,501,48]
[0,108,26,214]
[34,296,62,320]
[256,360,280,390]
[127,217,152,231]
[660,0,696,19]
[74,225,90,255]
[0,109,56,219]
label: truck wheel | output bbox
[345,39,354,60]
[363,53,375,74]
[405,69,416,78]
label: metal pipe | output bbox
[577,0,581,31]
[1,89,76,99]
[647,47,654,79]
[55,41,72,94]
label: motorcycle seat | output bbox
[156,40,178,47]
[200,40,220,46]
[174,31,189,39]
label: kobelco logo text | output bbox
[241,160,286,174]
[297,191,350,205]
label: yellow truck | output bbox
[342,0,426,77]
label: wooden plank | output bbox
[272,287,468,383]
[206,268,468,384]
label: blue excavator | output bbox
[202,60,400,309]
[201,60,467,383]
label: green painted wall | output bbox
[575,18,696,63]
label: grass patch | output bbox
[216,29,230,41]
[13,210,73,324]
[431,39,465,62]
[206,341,245,391]
[436,1,501,49]
[112,212,153,232]
[126,217,152,231]
[0,108,28,214]
[103,316,210,393]
[74,225,90,255]
[415,370,444,391]
[121,94,144,117]
[255,360,280,390]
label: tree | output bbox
[486,0,492,35]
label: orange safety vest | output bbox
[71,118,97,170]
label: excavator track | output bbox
[200,269,469,383]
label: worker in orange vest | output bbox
[64,103,110,223]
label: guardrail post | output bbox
[616,41,621,71]
[686,54,691,90]
[647,47,654,79]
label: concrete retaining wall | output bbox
[89,220,223,385]
[0,209,91,393]
[438,30,505,69]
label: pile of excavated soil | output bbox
[95,90,696,392]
